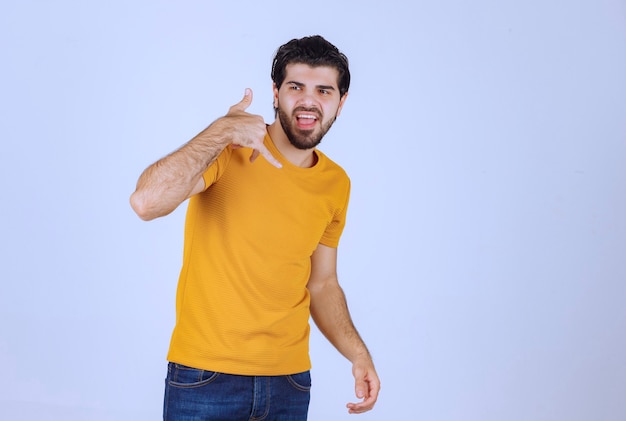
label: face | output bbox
[274,63,348,150]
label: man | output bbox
[130,35,380,420]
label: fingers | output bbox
[250,146,282,169]
[346,381,379,414]
[347,394,377,414]
[346,366,380,414]
[226,88,282,169]
[259,146,283,168]
[228,88,253,114]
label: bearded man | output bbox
[131,35,380,420]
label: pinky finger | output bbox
[260,150,282,168]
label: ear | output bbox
[272,82,279,109]
[336,92,349,117]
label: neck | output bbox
[267,120,317,168]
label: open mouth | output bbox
[295,112,319,130]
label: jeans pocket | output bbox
[167,363,220,388]
[286,371,312,392]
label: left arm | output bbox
[307,244,380,414]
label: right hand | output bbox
[221,88,282,168]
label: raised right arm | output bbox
[130,89,281,221]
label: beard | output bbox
[277,104,337,150]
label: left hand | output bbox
[346,356,381,414]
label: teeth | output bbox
[297,115,317,120]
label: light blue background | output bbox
[1,1,625,420]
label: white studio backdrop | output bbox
[1,1,625,420]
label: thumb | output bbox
[229,88,253,113]
[355,377,368,400]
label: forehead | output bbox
[283,63,340,88]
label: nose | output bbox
[297,90,317,108]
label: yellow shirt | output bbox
[166,134,350,375]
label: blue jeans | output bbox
[163,363,311,420]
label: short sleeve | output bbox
[201,145,234,190]
[319,177,351,248]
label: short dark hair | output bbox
[271,35,350,98]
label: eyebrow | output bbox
[286,81,337,91]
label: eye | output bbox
[289,84,301,91]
